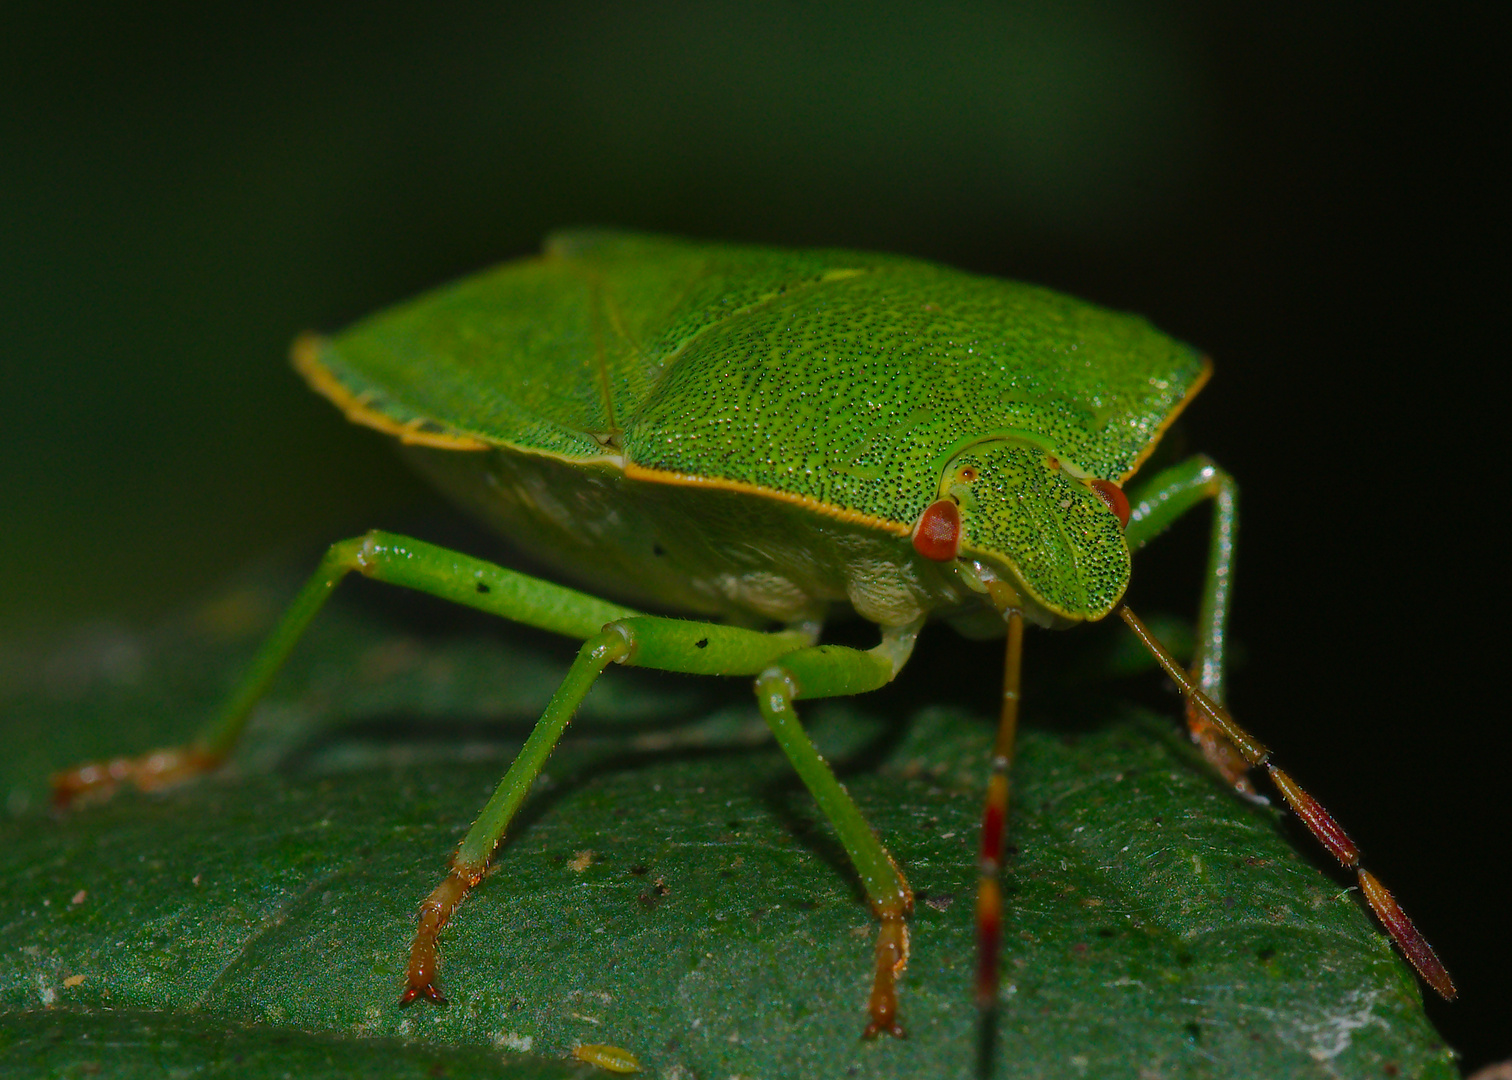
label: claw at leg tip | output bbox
[399,983,446,1007]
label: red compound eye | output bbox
[1090,479,1131,529]
[912,499,962,561]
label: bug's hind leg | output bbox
[51,530,642,806]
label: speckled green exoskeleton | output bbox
[54,230,1454,1040]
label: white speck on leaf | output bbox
[1303,989,1385,1061]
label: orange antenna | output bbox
[1116,604,1456,1000]
[975,609,1024,1022]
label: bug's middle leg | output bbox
[406,612,914,1029]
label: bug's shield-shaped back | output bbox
[945,439,1130,624]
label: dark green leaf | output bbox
[0,572,1455,1078]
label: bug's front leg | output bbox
[1121,466,1457,1001]
[446,613,918,1036]
[402,613,911,1015]
[750,626,919,1038]
[1124,455,1247,787]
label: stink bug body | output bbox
[54,230,1453,1056]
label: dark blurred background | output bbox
[3,1,1502,1070]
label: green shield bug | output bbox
[53,229,1454,1042]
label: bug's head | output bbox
[911,437,1132,628]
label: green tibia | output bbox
[185,530,910,920]
[193,531,641,761]
[431,601,908,916]
[1124,455,1239,704]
